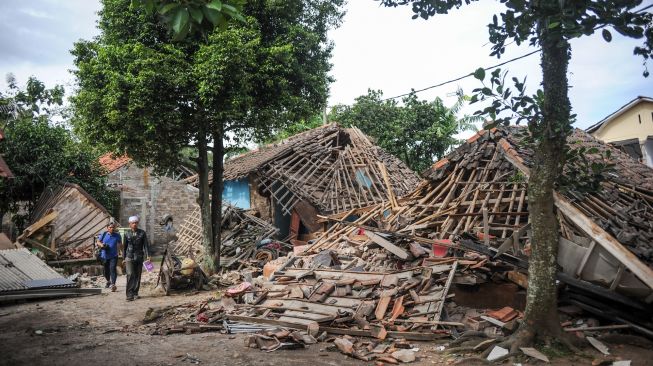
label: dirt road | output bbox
[1,274,651,366]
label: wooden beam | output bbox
[17,211,58,242]
[498,140,653,290]
[365,231,409,260]
[555,192,653,289]
[22,237,57,255]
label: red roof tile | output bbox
[98,152,131,174]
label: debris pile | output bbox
[134,126,653,362]
[174,205,286,269]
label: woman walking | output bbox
[96,220,122,292]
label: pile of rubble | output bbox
[173,205,288,270]
[134,126,653,364]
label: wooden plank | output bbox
[280,311,334,322]
[22,237,57,255]
[320,326,449,341]
[498,141,653,290]
[576,240,596,277]
[365,231,409,260]
[17,211,58,241]
[226,314,316,331]
[259,298,353,316]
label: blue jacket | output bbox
[98,231,122,260]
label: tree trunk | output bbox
[211,125,224,271]
[197,126,216,272]
[521,17,571,339]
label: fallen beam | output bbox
[365,231,409,260]
[498,140,653,290]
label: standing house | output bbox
[99,153,199,252]
[187,124,421,240]
[587,96,653,167]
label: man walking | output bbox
[123,216,150,301]
[96,220,121,292]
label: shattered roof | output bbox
[223,124,339,181]
[30,183,111,249]
[188,124,420,215]
[98,152,132,174]
[424,127,653,266]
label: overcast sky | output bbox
[1,0,651,131]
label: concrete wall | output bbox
[106,163,199,254]
[592,100,653,167]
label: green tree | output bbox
[133,0,246,40]
[0,75,112,231]
[71,0,344,271]
[259,114,325,144]
[381,0,653,353]
[331,89,478,173]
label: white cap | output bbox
[128,215,139,223]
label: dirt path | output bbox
[1,274,652,366]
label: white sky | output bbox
[1,0,651,133]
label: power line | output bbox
[381,48,541,101]
[380,3,653,102]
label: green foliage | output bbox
[0,76,113,230]
[259,114,324,144]
[559,144,615,196]
[132,0,246,40]
[72,0,344,168]
[330,89,478,173]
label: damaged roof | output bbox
[28,183,111,250]
[311,126,653,299]
[189,123,420,215]
[425,127,653,264]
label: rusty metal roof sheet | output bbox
[0,248,74,293]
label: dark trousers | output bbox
[103,257,118,285]
[125,259,143,299]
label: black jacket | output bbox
[123,228,150,261]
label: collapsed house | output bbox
[99,152,199,252]
[306,127,653,304]
[147,126,653,361]
[186,123,420,240]
[174,205,286,268]
[16,183,112,262]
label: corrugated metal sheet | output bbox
[30,183,111,248]
[0,248,74,293]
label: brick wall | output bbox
[107,163,199,254]
[248,174,272,221]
